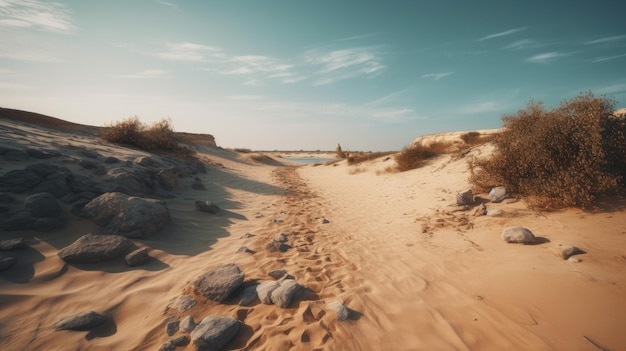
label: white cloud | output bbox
[422,72,454,80]
[370,108,418,122]
[459,101,502,114]
[592,53,626,63]
[156,0,178,8]
[0,0,76,33]
[526,52,569,64]
[304,47,385,85]
[585,35,626,45]
[504,39,540,50]
[478,27,526,41]
[595,83,626,95]
[112,69,172,79]
[226,95,264,101]
[157,42,222,62]
[0,48,62,62]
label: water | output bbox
[284,157,338,164]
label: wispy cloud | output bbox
[112,69,172,79]
[156,0,179,9]
[478,27,526,41]
[595,83,626,95]
[157,42,221,62]
[0,48,62,62]
[0,0,76,33]
[504,39,541,50]
[459,101,503,114]
[585,35,626,45]
[226,95,264,101]
[304,47,385,85]
[370,108,419,122]
[526,52,569,64]
[422,72,454,80]
[592,53,626,63]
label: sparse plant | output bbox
[347,151,395,165]
[101,117,194,157]
[336,143,346,158]
[395,141,452,172]
[469,92,626,209]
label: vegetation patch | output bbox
[394,141,452,172]
[469,92,626,209]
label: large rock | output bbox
[0,238,26,250]
[556,244,584,260]
[81,192,170,238]
[25,192,62,217]
[124,247,150,266]
[191,316,240,351]
[52,311,107,331]
[100,168,156,196]
[57,234,132,263]
[501,226,536,244]
[256,280,280,304]
[193,264,245,302]
[270,279,302,308]
[33,172,73,198]
[327,301,349,321]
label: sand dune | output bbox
[1,115,625,351]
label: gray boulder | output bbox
[157,168,178,191]
[81,192,170,238]
[193,264,245,302]
[57,234,132,263]
[0,256,17,271]
[489,186,508,203]
[0,238,25,250]
[456,189,474,206]
[268,269,288,280]
[556,244,584,260]
[166,320,179,336]
[25,192,62,217]
[33,172,72,198]
[239,284,259,306]
[101,168,156,196]
[52,311,107,331]
[270,279,302,308]
[327,301,349,321]
[166,295,197,313]
[501,226,536,244]
[191,316,240,351]
[124,247,150,266]
[180,315,197,333]
[256,281,280,305]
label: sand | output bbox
[1,116,625,351]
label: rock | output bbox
[501,226,536,244]
[33,172,73,198]
[0,256,17,271]
[327,301,349,321]
[239,284,259,306]
[192,263,245,302]
[487,209,504,217]
[57,234,133,263]
[81,192,170,238]
[268,269,288,280]
[270,279,302,308]
[456,189,474,206]
[556,244,583,260]
[52,311,107,331]
[104,156,120,164]
[4,211,64,231]
[473,203,487,216]
[0,169,40,193]
[0,238,26,250]
[101,167,156,196]
[157,168,178,191]
[195,200,220,214]
[256,281,280,304]
[266,240,290,253]
[172,335,190,346]
[274,233,288,242]
[489,186,508,203]
[236,246,254,254]
[191,316,240,351]
[134,156,157,167]
[157,341,176,351]
[166,320,180,336]
[124,247,150,266]
[322,218,330,224]
[25,192,62,217]
[240,233,255,239]
[191,181,205,190]
[167,295,197,313]
[180,315,196,333]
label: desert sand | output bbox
[1,114,625,351]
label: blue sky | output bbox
[1,0,625,151]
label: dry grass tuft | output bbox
[101,117,195,158]
[469,92,626,210]
[395,141,452,172]
[347,151,396,165]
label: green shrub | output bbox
[469,92,625,209]
[395,141,451,172]
[101,117,194,157]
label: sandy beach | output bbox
[1,115,625,351]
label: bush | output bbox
[469,92,625,209]
[395,141,451,172]
[347,151,395,165]
[101,117,194,157]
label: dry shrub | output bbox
[101,117,194,157]
[395,141,451,172]
[469,92,626,209]
[347,151,395,165]
[460,131,495,145]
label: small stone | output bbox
[257,281,280,304]
[192,264,245,302]
[456,189,474,206]
[274,233,288,242]
[489,186,508,203]
[157,341,175,351]
[195,200,220,213]
[270,279,302,308]
[240,233,255,239]
[180,316,196,333]
[272,218,284,223]
[236,246,255,254]
[266,240,290,253]
[0,256,17,271]
[191,181,205,190]
[327,301,349,321]
[52,311,107,331]
[321,218,330,224]
[557,244,584,260]
[172,335,190,346]
[166,320,180,336]
[501,226,536,244]
[124,248,150,266]
[0,238,26,250]
[268,269,288,280]
[166,295,197,313]
[487,209,504,217]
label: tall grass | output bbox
[469,92,626,209]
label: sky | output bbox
[1,0,625,151]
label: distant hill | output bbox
[0,107,216,147]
